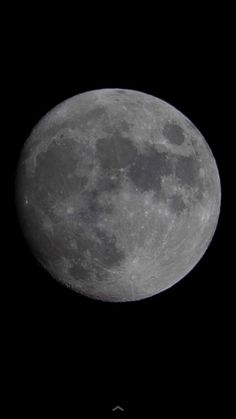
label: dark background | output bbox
[6,5,233,417]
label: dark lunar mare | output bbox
[162,122,185,145]
[96,131,205,210]
[67,227,126,283]
[174,155,201,188]
[168,194,187,214]
[15,132,127,282]
[128,145,172,197]
[14,89,221,301]
[16,124,207,281]
[95,132,137,170]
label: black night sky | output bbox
[6,6,233,418]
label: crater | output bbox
[163,121,185,145]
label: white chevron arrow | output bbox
[112,405,124,412]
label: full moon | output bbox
[15,89,221,302]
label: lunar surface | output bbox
[15,89,221,302]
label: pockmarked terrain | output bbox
[15,89,221,302]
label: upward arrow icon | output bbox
[112,405,124,412]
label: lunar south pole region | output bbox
[15,89,221,302]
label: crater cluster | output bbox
[15,89,221,301]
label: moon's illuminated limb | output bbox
[15,89,221,302]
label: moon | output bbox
[15,89,221,302]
